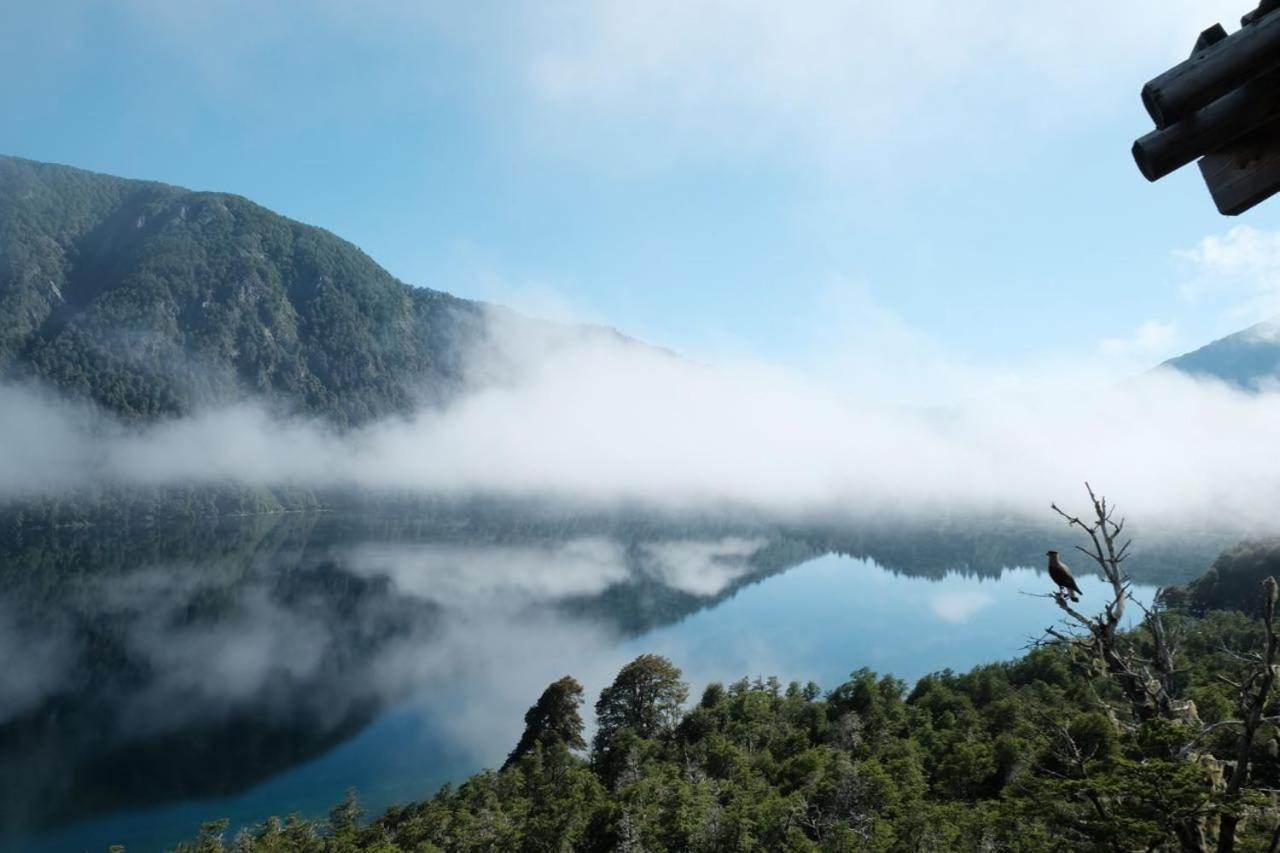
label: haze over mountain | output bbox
[1160,316,1280,390]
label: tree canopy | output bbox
[504,676,588,770]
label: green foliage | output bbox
[592,654,689,755]
[1166,537,1280,617]
[162,609,1280,852]
[0,155,484,428]
[504,676,588,770]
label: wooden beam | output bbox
[1198,119,1280,214]
[1142,11,1280,128]
[1193,24,1229,56]
[1241,0,1280,27]
[1133,67,1280,181]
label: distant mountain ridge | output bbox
[1161,317,1280,390]
[14,154,1279,431]
[0,155,488,426]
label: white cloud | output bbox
[929,589,995,624]
[508,0,1246,171]
[642,537,768,597]
[102,0,1244,175]
[1098,320,1178,360]
[1178,226,1280,287]
[1176,226,1280,325]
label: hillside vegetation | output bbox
[1163,538,1280,617]
[0,155,484,426]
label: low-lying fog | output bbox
[2,307,1279,530]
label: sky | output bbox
[7,0,1280,372]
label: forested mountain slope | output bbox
[0,155,485,426]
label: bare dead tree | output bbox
[1047,483,1174,723]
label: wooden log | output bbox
[1198,118,1280,214]
[1142,11,1280,128]
[1133,67,1280,181]
[1193,24,1229,55]
[1241,0,1280,27]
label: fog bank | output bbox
[2,309,1278,528]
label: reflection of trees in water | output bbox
[558,538,824,634]
[0,514,439,835]
[799,518,1240,586]
[0,507,1243,836]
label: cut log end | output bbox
[1132,139,1160,182]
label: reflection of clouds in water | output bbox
[68,564,419,737]
[349,537,774,760]
[929,589,996,624]
[345,538,630,610]
[0,533,776,740]
[642,537,767,596]
[0,558,437,740]
[77,563,223,609]
[0,604,70,721]
[126,588,330,706]
[397,611,626,760]
[405,607,793,764]
[343,535,771,607]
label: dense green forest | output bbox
[163,536,1280,853]
[0,155,485,426]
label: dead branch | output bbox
[1047,485,1173,722]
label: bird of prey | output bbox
[1046,550,1082,602]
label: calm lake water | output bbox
[0,510,1237,852]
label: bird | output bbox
[1046,550,1082,602]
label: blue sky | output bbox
[6,0,1280,371]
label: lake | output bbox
[0,509,1239,852]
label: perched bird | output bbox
[1047,550,1082,602]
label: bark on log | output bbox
[1199,118,1280,214]
[1134,68,1280,181]
[1142,12,1280,128]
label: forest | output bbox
[0,155,485,427]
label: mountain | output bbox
[0,155,487,426]
[1161,317,1280,389]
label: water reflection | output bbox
[0,510,1239,852]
